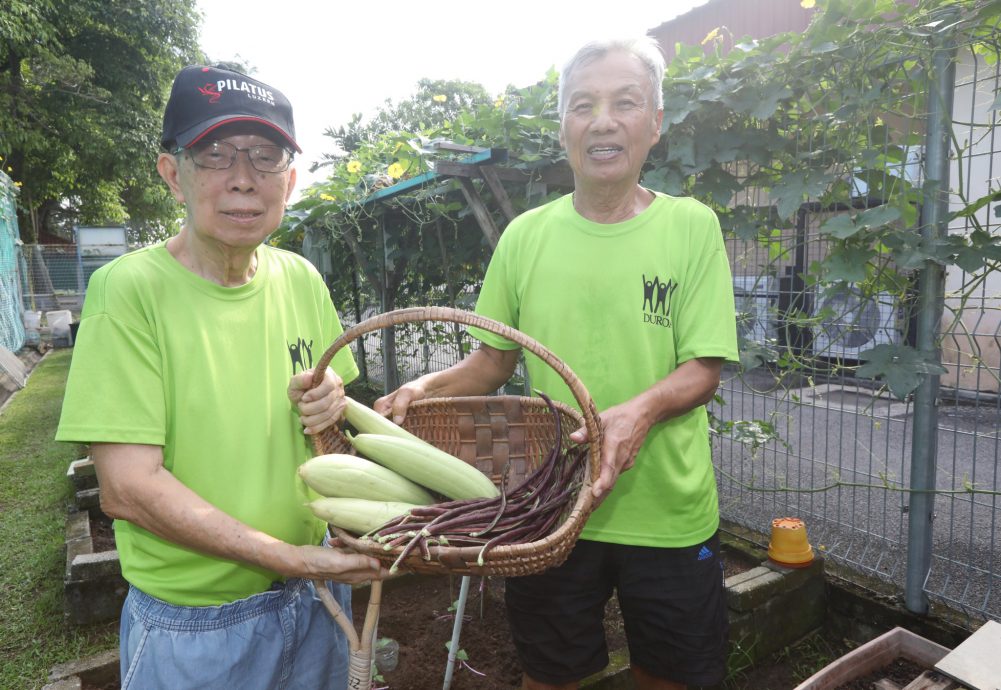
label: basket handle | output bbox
[311,306,603,474]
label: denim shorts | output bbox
[119,578,353,690]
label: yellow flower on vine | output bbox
[494,97,505,108]
[433,94,447,102]
[801,0,816,7]
[346,160,362,174]
[387,162,404,179]
[5,166,11,172]
[701,27,720,45]
[320,193,335,201]
[14,181,22,187]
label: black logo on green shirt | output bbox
[642,274,678,328]
[288,338,314,374]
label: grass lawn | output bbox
[0,349,117,690]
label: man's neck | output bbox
[572,184,655,224]
[166,231,258,287]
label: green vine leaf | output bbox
[720,206,767,241]
[739,341,775,370]
[771,170,834,219]
[810,41,840,54]
[953,228,1001,271]
[694,166,742,206]
[663,98,700,126]
[857,204,901,229]
[954,247,987,272]
[750,85,794,120]
[821,205,900,240]
[857,344,949,399]
[642,165,686,196]
[666,137,696,170]
[950,188,1001,219]
[821,246,875,282]
[884,232,962,270]
[820,214,858,239]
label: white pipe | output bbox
[442,575,471,690]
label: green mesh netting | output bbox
[0,172,25,352]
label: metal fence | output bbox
[339,286,530,398]
[716,37,1001,627]
[348,39,1001,629]
[19,244,88,315]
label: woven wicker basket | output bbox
[309,306,602,577]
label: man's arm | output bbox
[375,343,520,424]
[91,443,384,583]
[570,356,724,501]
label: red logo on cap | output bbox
[197,83,221,103]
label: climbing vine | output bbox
[277,0,1001,402]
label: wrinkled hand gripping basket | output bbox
[311,306,603,576]
[308,308,601,688]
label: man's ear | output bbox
[285,166,297,203]
[156,152,185,203]
[651,109,664,147]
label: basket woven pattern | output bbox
[310,307,602,576]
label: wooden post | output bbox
[457,178,501,249]
[478,165,517,223]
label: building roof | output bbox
[649,0,817,61]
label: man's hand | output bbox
[293,544,388,584]
[373,344,519,425]
[374,381,428,425]
[570,399,653,503]
[288,367,345,435]
[570,357,725,503]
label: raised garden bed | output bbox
[793,626,957,690]
[64,458,126,626]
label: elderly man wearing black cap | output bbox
[57,65,384,690]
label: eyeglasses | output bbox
[174,140,294,173]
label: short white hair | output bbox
[558,36,667,118]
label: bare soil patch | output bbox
[352,550,758,690]
[833,657,952,689]
[91,512,116,552]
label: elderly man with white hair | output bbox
[378,36,738,689]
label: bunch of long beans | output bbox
[360,392,589,572]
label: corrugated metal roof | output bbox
[649,0,815,61]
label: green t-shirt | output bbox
[56,243,358,605]
[471,192,738,548]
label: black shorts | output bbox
[504,532,729,686]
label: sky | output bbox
[195,0,709,196]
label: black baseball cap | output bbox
[161,65,301,152]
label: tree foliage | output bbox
[318,78,492,165]
[0,0,202,242]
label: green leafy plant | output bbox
[444,641,485,679]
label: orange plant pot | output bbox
[767,517,814,568]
